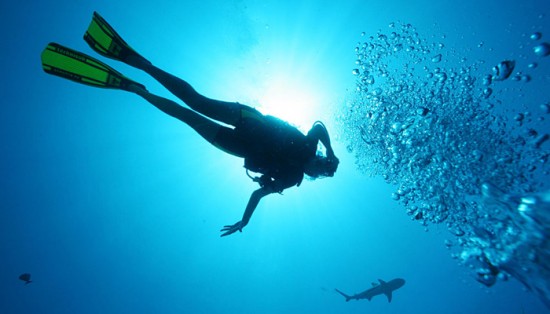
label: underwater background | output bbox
[1,0,549,313]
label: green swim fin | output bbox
[84,11,146,64]
[41,42,145,92]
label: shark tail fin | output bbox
[334,289,352,302]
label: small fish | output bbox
[19,273,32,285]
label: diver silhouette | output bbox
[41,12,339,236]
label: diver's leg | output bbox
[85,14,250,126]
[131,86,246,157]
[126,55,246,126]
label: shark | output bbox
[335,278,405,302]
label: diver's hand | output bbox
[220,221,245,237]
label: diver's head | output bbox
[304,155,340,179]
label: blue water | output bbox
[1,1,549,313]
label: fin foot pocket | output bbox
[84,11,149,65]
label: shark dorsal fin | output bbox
[371,282,378,287]
[378,279,387,285]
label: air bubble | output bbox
[431,54,442,63]
[492,60,515,81]
[530,32,542,40]
[339,24,550,304]
[482,88,493,98]
[533,43,550,57]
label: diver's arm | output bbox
[308,123,336,158]
[220,186,274,237]
[242,187,273,226]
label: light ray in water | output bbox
[339,22,550,308]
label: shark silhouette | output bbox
[335,278,405,302]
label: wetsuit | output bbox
[213,106,318,192]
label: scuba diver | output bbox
[41,12,339,236]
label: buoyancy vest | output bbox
[239,115,317,191]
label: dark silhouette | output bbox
[41,12,339,237]
[336,278,405,302]
[19,273,32,285]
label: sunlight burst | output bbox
[255,75,319,132]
